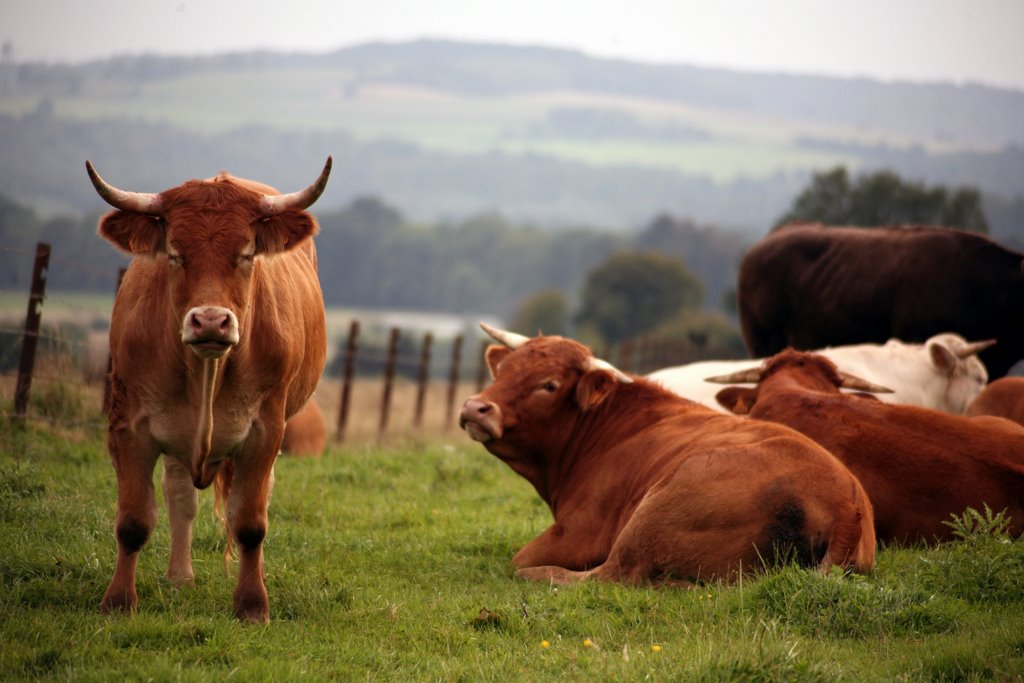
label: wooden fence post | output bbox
[413,332,432,429]
[378,327,400,441]
[102,266,127,413]
[335,319,360,443]
[444,334,463,431]
[13,242,51,420]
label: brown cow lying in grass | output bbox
[282,399,328,457]
[458,324,875,586]
[709,350,1024,544]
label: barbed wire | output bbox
[46,252,124,282]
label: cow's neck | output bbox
[547,382,669,515]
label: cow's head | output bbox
[706,349,892,415]
[923,334,995,413]
[459,323,632,483]
[88,158,331,359]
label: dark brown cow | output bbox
[282,398,328,457]
[89,158,331,622]
[459,324,875,586]
[967,377,1024,427]
[737,223,1024,378]
[710,350,1024,544]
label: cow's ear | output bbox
[256,213,319,255]
[928,341,957,375]
[98,211,165,255]
[576,369,616,412]
[715,386,756,414]
[485,345,512,378]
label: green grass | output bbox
[2,419,1024,681]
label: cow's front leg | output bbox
[162,456,198,586]
[227,428,281,623]
[511,521,610,571]
[101,426,159,614]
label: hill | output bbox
[2,39,1023,237]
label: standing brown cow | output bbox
[709,350,1024,544]
[88,158,330,622]
[737,223,1024,378]
[459,324,875,586]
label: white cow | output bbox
[647,333,993,415]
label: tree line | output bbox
[0,166,1002,357]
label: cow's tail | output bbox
[213,459,236,572]
[822,481,876,574]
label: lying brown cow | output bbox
[709,350,1024,544]
[282,399,328,457]
[89,158,330,622]
[459,325,875,586]
[966,377,1024,427]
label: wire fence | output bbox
[2,242,709,445]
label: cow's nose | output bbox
[459,397,497,427]
[182,306,240,356]
[189,309,231,337]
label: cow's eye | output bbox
[167,254,183,268]
[542,381,559,393]
[237,253,255,268]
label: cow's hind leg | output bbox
[516,566,594,584]
[162,457,198,586]
[226,445,278,623]
[101,427,159,614]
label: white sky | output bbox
[4,0,1024,91]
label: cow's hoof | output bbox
[165,572,196,588]
[100,589,137,615]
[233,596,270,624]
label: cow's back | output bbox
[599,406,876,574]
[967,377,1024,426]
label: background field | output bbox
[2,385,1024,681]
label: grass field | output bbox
[3,380,1024,681]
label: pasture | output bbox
[3,408,1024,681]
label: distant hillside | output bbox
[19,40,1022,148]
[2,39,1022,237]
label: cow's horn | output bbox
[704,367,763,384]
[956,339,996,359]
[584,356,633,383]
[85,161,162,215]
[480,322,530,349]
[259,156,333,216]
[837,372,894,393]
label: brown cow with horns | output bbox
[708,350,1024,544]
[88,158,331,622]
[459,324,875,586]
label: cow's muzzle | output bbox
[459,397,503,443]
[182,307,240,359]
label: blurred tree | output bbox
[783,166,852,226]
[575,251,703,345]
[777,166,988,233]
[650,309,748,360]
[510,288,568,336]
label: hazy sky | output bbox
[5,0,1024,90]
